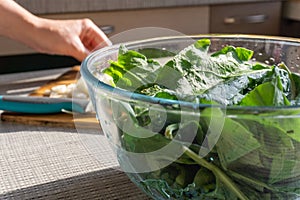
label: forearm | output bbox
[0,0,40,44]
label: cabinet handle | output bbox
[224,17,236,24]
[224,14,268,24]
[99,25,115,34]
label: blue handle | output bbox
[0,95,87,114]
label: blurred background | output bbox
[1,0,299,73]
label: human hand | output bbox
[28,18,112,61]
[0,0,111,61]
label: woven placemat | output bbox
[0,123,150,199]
[0,169,149,200]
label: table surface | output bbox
[0,68,150,200]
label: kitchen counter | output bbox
[15,0,282,14]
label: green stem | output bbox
[182,146,249,200]
[228,170,278,192]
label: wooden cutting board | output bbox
[1,66,100,129]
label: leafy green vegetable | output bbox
[103,39,300,199]
[103,45,162,90]
[240,66,291,106]
[137,48,176,59]
[211,46,254,61]
[239,81,290,106]
[156,39,256,95]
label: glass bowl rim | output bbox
[81,34,300,112]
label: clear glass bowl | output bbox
[81,35,300,200]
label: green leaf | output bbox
[211,46,254,61]
[273,178,300,197]
[201,108,261,167]
[193,167,216,192]
[216,118,261,167]
[291,72,300,104]
[240,82,280,106]
[194,38,211,50]
[253,108,300,142]
[233,116,300,184]
[199,69,270,105]
[252,62,273,70]
[137,48,176,59]
[240,79,290,106]
[122,131,170,153]
[104,45,162,90]
[156,39,255,95]
[140,84,178,100]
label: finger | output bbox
[81,19,112,51]
[88,21,111,46]
[70,37,90,61]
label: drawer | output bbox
[0,6,209,56]
[210,2,282,35]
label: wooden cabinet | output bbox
[210,2,281,35]
[40,6,210,43]
[0,1,283,56]
[0,6,209,56]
